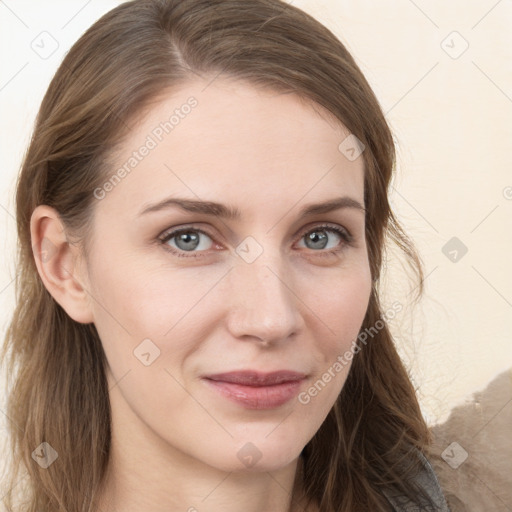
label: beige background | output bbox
[1,0,511,508]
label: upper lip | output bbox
[203,370,307,386]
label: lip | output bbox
[202,370,307,410]
[204,370,307,386]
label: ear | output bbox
[30,205,94,324]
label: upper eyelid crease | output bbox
[160,223,350,238]
[140,196,366,220]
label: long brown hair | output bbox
[1,1,436,510]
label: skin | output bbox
[31,77,372,512]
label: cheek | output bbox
[88,257,224,377]
[296,268,371,425]
[309,263,372,357]
[89,253,202,333]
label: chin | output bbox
[196,438,302,474]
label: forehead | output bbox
[98,77,365,219]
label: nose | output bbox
[225,255,304,346]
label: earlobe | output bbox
[30,205,94,324]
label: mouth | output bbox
[201,370,307,409]
[203,370,307,386]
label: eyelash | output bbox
[158,223,354,259]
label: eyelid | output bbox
[158,222,354,257]
[297,221,352,240]
[158,225,219,245]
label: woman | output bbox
[1,0,450,510]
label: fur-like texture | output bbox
[429,369,512,512]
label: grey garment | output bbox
[382,450,450,511]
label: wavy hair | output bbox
[1,1,436,510]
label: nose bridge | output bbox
[226,243,302,343]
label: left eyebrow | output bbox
[300,196,366,216]
[138,195,366,220]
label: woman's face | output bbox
[81,77,372,473]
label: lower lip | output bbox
[202,378,304,409]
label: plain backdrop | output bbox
[0,0,511,493]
